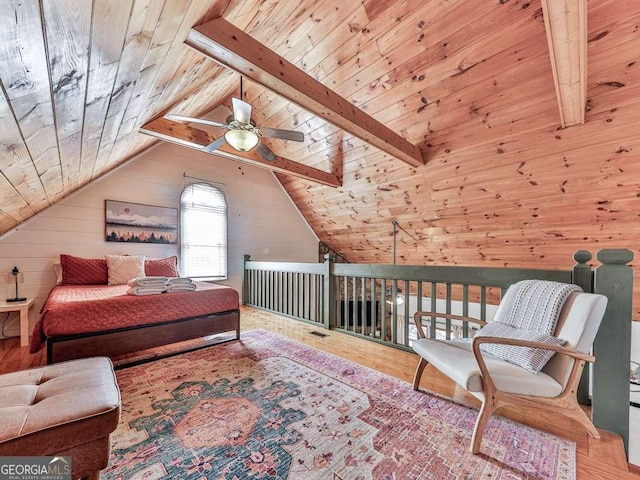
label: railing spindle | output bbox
[342,276,348,329]
[391,279,398,344]
[274,271,278,312]
[316,274,320,322]
[380,278,387,341]
[284,272,291,315]
[318,275,324,323]
[371,279,377,338]
[284,271,288,315]
[263,271,268,310]
[252,270,257,305]
[403,280,410,346]
[430,282,437,338]
[480,285,487,323]
[278,272,283,312]
[359,277,364,332]
[308,273,312,321]
[462,284,469,337]
[296,273,304,317]
[445,283,452,340]
[353,277,358,331]
[306,273,311,320]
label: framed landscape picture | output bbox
[105,200,178,244]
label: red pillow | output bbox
[145,256,179,277]
[60,254,108,285]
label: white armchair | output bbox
[411,281,608,454]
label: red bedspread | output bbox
[30,282,239,353]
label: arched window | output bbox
[180,182,227,279]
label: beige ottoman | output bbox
[0,357,121,480]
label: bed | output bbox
[31,281,240,364]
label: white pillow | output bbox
[475,321,566,374]
[106,255,145,285]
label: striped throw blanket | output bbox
[497,280,583,334]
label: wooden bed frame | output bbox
[46,309,240,364]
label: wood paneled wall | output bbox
[0,142,318,336]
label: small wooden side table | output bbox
[0,298,35,347]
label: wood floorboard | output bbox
[1,305,637,479]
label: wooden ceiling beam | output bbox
[541,0,587,127]
[140,117,341,188]
[184,17,426,167]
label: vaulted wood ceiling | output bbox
[0,0,639,312]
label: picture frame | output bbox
[105,200,178,244]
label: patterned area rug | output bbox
[103,329,575,479]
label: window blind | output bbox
[180,182,227,279]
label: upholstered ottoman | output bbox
[0,357,120,480]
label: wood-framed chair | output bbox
[411,286,607,454]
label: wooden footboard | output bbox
[47,309,240,364]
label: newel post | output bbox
[572,250,593,405]
[322,253,335,329]
[572,250,593,292]
[242,254,251,306]
[592,248,634,455]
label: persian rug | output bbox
[103,329,575,479]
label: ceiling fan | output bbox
[166,78,304,161]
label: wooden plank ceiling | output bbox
[0,0,639,314]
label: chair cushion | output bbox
[475,322,566,374]
[413,337,563,397]
[543,292,607,387]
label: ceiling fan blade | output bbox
[166,114,228,129]
[202,136,227,153]
[258,127,304,142]
[257,142,277,162]
[232,97,252,124]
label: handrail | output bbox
[245,260,325,275]
[332,263,570,286]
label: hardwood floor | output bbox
[2,305,638,479]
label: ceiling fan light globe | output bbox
[225,129,259,152]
